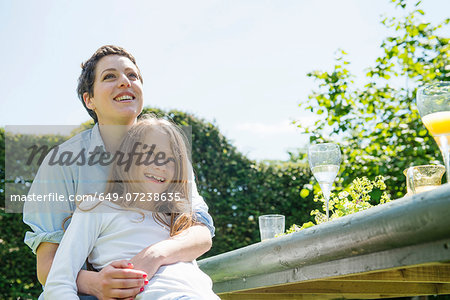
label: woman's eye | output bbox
[103,74,115,80]
[128,72,139,79]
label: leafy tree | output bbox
[297,0,449,199]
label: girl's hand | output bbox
[129,244,165,281]
[94,260,149,300]
[129,224,212,279]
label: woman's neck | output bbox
[98,123,134,153]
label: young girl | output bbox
[43,116,219,299]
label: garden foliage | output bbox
[297,0,449,199]
[281,176,391,234]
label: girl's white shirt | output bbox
[43,199,218,300]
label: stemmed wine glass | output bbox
[308,143,341,221]
[417,82,450,182]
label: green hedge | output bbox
[0,108,317,298]
[1,129,67,297]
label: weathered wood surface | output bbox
[328,265,450,283]
[199,184,450,298]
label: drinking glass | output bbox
[258,214,285,241]
[417,82,450,182]
[308,143,341,221]
[403,165,445,196]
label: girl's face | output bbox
[83,55,143,126]
[138,128,176,195]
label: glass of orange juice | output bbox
[403,165,445,196]
[417,82,450,182]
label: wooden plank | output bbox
[328,264,450,283]
[212,239,450,294]
[235,281,450,296]
[219,294,336,300]
[219,293,415,300]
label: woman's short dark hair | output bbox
[76,45,143,123]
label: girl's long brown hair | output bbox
[66,115,196,236]
[105,115,196,236]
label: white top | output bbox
[43,199,219,300]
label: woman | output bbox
[23,45,215,299]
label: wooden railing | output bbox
[199,184,450,299]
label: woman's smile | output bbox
[114,91,136,102]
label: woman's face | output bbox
[138,128,176,195]
[83,55,143,125]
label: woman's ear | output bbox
[83,92,95,110]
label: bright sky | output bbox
[1,0,449,161]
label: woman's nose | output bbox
[118,73,131,88]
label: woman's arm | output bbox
[36,242,58,285]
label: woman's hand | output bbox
[88,260,148,300]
